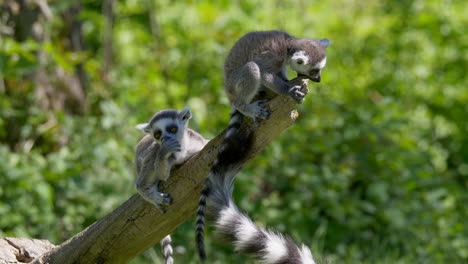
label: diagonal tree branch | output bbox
[31,77,310,264]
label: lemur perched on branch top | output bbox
[196,30,330,261]
[135,107,208,264]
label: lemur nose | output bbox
[312,76,321,82]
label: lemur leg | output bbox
[136,155,173,213]
[232,98,270,123]
[227,61,271,120]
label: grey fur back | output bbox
[224,30,292,75]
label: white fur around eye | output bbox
[291,51,309,65]
[153,119,174,132]
[316,57,327,69]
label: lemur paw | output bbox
[162,138,182,153]
[158,192,173,205]
[288,85,306,104]
[251,99,271,120]
[149,192,173,213]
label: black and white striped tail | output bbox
[196,183,211,261]
[160,235,173,264]
[206,165,317,264]
[214,201,316,264]
[201,110,317,264]
[196,109,245,261]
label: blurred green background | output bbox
[0,0,467,263]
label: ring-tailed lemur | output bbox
[225,30,330,120]
[135,107,209,264]
[196,30,330,260]
[203,132,317,264]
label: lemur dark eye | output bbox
[297,59,304,65]
[167,126,178,134]
[153,130,162,140]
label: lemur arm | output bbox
[137,147,172,189]
[257,57,306,104]
[135,158,157,190]
[153,147,174,182]
[135,145,173,212]
[260,71,290,95]
[255,56,292,95]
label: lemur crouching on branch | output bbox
[196,30,330,261]
[135,107,208,264]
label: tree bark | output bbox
[29,78,309,264]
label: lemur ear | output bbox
[316,38,331,48]
[179,106,192,121]
[136,123,149,133]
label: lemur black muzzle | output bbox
[298,74,321,83]
[311,76,321,83]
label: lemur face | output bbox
[290,38,330,83]
[290,53,327,83]
[149,119,183,144]
[136,107,192,144]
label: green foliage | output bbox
[1,0,467,263]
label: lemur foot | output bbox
[152,196,173,213]
[247,99,271,120]
[288,85,306,104]
[158,192,173,205]
[150,191,173,213]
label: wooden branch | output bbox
[31,77,309,264]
